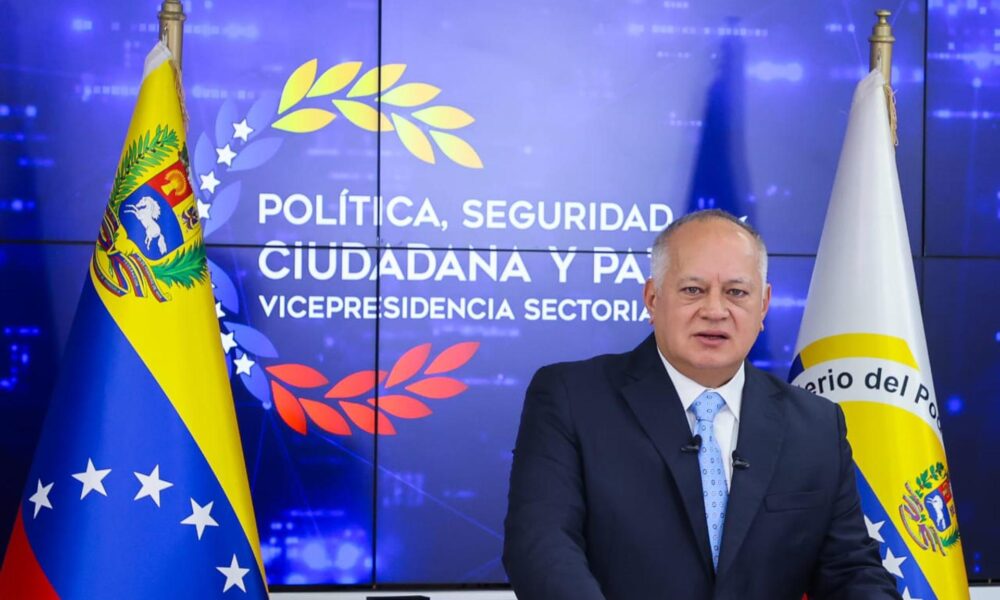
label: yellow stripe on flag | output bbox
[799,333,918,371]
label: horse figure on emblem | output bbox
[124,196,168,256]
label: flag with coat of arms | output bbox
[790,68,968,599]
[0,42,268,599]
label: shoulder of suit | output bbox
[750,365,839,414]
[536,347,632,376]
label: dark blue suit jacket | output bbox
[503,335,900,600]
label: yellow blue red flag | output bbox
[0,42,267,598]
[790,69,968,599]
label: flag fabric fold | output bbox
[0,42,267,599]
[791,69,968,599]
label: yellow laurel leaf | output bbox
[333,100,393,132]
[347,64,407,98]
[411,106,475,129]
[391,114,435,164]
[279,58,318,114]
[430,130,483,169]
[307,61,363,97]
[271,108,336,133]
[379,83,441,107]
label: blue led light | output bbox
[946,395,964,414]
[333,542,362,570]
[71,18,93,32]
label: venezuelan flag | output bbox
[0,43,267,598]
[791,69,968,599]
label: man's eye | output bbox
[681,287,702,295]
[728,289,749,297]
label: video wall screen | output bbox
[5,0,1000,587]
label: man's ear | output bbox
[760,282,772,330]
[643,278,657,324]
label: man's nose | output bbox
[699,289,727,319]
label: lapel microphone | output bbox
[680,434,702,453]
[732,451,750,470]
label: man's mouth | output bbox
[695,331,729,342]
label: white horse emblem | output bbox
[124,196,168,255]
[928,494,947,530]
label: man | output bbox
[503,210,900,600]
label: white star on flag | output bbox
[232,119,254,142]
[901,587,922,600]
[29,479,54,518]
[133,465,173,507]
[216,144,237,167]
[217,554,250,592]
[233,352,255,376]
[865,514,885,543]
[197,199,212,220]
[199,171,221,194]
[180,498,219,540]
[882,547,907,578]
[216,302,225,319]
[72,458,112,499]
[221,331,237,354]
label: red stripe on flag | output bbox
[0,508,59,599]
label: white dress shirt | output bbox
[657,350,745,490]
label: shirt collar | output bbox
[656,348,745,420]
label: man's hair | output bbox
[649,209,768,290]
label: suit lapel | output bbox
[716,364,786,577]
[619,336,714,574]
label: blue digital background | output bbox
[1,0,998,588]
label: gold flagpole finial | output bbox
[158,0,186,71]
[869,9,898,146]
[869,9,895,85]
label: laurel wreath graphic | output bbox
[271,59,483,169]
[191,59,484,437]
[266,342,479,436]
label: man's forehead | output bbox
[676,274,753,284]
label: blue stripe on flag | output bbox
[787,353,804,382]
[21,281,265,599]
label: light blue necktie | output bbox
[691,390,728,570]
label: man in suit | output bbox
[503,209,900,599]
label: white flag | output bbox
[790,69,968,599]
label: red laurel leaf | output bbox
[385,343,432,388]
[339,402,397,435]
[265,363,330,388]
[300,399,352,435]
[325,370,387,398]
[425,341,480,375]
[405,376,468,399]
[270,381,307,434]
[368,394,432,419]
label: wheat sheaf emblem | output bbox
[272,59,482,169]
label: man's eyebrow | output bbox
[675,276,755,286]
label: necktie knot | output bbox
[691,390,725,423]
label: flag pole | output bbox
[868,9,898,145]
[158,0,186,70]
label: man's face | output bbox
[643,218,771,388]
